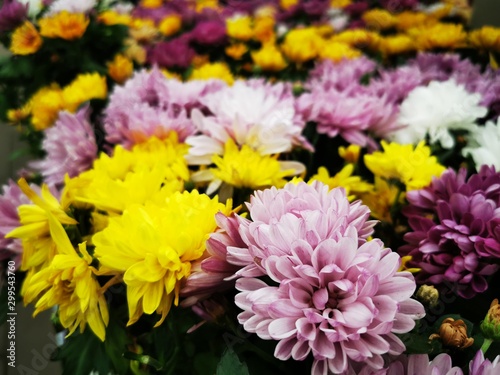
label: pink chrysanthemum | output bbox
[104,67,223,148]
[30,107,97,187]
[185,79,311,165]
[234,225,424,374]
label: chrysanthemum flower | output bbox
[189,62,234,85]
[226,15,253,41]
[251,43,288,72]
[9,21,42,55]
[364,141,445,191]
[104,67,221,148]
[233,190,424,373]
[107,54,134,84]
[30,107,97,187]
[62,73,107,112]
[29,84,65,130]
[23,212,109,341]
[92,191,233,326]
[358,177,404,223]
[69,134,188,214]
[39,11,89,40]
[399,166,500,298]
[46,0,97,15]
[469,349,500,375]
[158,14,182,37]
[469,26,500,52]
[410,23,467,50]
[463,118,500,171]
[280,28,324,63]
[390,79,487,149]
[185,79,310,166]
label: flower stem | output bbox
[481,338,493,354]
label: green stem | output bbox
[481,338,493,354]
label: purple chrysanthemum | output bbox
[469,349,500,375]
[230,183,424,374]
[0,0,27,32]
[30,107,97,187]
[104,67,224,148]
[399,166,500,298]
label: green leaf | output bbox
[216,349,250,375]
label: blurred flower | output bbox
[318,41,361,62]
[39,11,89,40]
[251,43,287,72]
[362,353,463,375]
[30,84,65,130]
[18,0,42,18]
[226,15,253,41]
[62,73,107,112]
[107,54,134,84]
[0,0,28,32]
[391,79,487,149]
[362,9,397,30]
[46,0,96,15]
[463,118,500,170]
[309,165,372,201]
[148,37,195,69]
[338,144,361,164]
[396,11,437,31]
[234,191,424,372]
[364,141,445,191]
[30,107,97,187]
[225,43,248,60]
[190,62,234,85]
[9,21,42,55]
[400,166,500,298]
[93,191,232,326]
[429,318,474,349]
[158,14,182,37]
[410,23,467,50]
[190,20,226,45]
[379,35,415,56]
[469,26,500,52]
[280,28,324,63]
[98,10,132,26]
[358,177,402,223]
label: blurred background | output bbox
[0,0,499,374]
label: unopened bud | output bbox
[481,299,500,341]
[416,284,439,308]
[429,317,474,349]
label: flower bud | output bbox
[481,299,500,341]
[429,317,474,349]
[416,284,439,308]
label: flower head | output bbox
[399,166,500,298]
[46,0,96,15]
[62,73,107,112]
[9,21,42,55]
[107,54,134,85]
[469,349,500,375]
[30,107,97,187]
[463,118,500,171]
[231,182,424,373]
[39,11,89,40]
[481,299,500,342]
[0,0,28,32]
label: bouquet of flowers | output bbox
[2,0,500,374]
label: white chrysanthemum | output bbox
[185,80,309,165]
[391,80,487,149]
[18,0,43,17]
[46,0,97,15]
[463,118,500,170]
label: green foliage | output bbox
[216,349,250,375]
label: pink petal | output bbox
[268,317,298,339]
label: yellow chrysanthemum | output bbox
[124,38,147,64]
[309,165,373,201]
[251,43,288,72]
[362,9,397,31]
[339,144,361,164]
[62,73,107,112]
[380,35,415,56]
[195,0,219,12]
[129,21,158,43]
[253,15,275,43]
[281,28,324,63]
[280,0,299,10]
[225,43,248,60]
[358,177,403,223]
[364,141,446,191]
[399,255,421,274]
[93,191,233,326]
[140,0,162,8]
[10,21,43,55]
[107,54,134,84]
[331,29,381,49]
[410,23,467,50]
[39,11,89,40]
[30,85,65,130]
[70,135,188,214]
[158,14,182,37]
[330,0,351,8]
[98,10,132,26]
[23,212,109,341]
[226,16,253,41]
[469,26,500,52]
[395,11,437,31]
[190,62,234,85]
[6,178,77,272]
[319,41,362,62]
[7,101,32,123]
[208,139,303,190]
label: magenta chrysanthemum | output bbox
[399,166,500,298]
[30,107,97,187]
[104,67,224,148]
[235,227,424,374]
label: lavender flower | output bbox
[30,107,97,187]
[399,166,500,298]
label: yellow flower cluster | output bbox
[8,73,107,130]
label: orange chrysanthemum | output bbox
[10,21,43,55]
[39,11,89,40]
